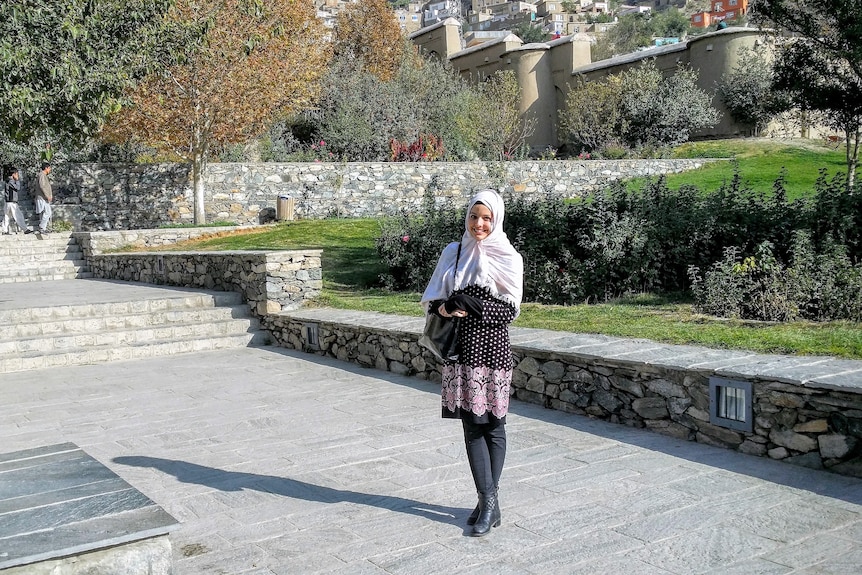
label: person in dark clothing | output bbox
[3,168,32,234]
[421,189,524,537]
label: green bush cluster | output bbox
[689,235,862,322]
[376,171,862,321]
[376,191,463,292]
[559,61,719,158]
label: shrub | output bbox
[376,172,861,320]
[617,61,720,150]
[389,134,445,162]
[560,60,720,157]
[690,233,862,322]
[559,76,625,154]
[376,190,463,291]
[716,44,791,136]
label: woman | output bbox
[421,189,524,537]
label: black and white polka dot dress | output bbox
[440,284,517,424]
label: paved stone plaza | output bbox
[2,343,861,574]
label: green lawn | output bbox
[630,138,849,200]
[150,139,861,359]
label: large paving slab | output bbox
[0,443,177,571]
[1,347,860,574]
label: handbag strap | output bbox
[446,242,462,301]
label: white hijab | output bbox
[421,189,524,315]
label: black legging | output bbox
[462,419,506,497]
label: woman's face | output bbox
[468,202,493,241]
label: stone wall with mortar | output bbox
[54,159,716,230]
[75,229,321,316]
[264,308,862,478]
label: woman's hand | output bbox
[438,303,467,318]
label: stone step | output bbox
[0,319,264,355]
[0,292,243,324]
[0,232,89,284]
[0,231,74,242]
[0,257,87,270]
[0,266,91,281]
[0,245,79,257]
[0,270,94,283]
[0,332,268,373]
[0,249,83,260]
[0,289,269,373]
[0,306,257,342]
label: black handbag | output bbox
[418,243,462,362]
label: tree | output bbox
[751,0,862,188]
[618,60,719,150]
[101,0,330,224]
[333,0,406,82]
[750,0,862,84]
[512,23,550,44]
[597,13,654,59]
[716,44,791,136]
[0,0,177,163]
[311,46,480,161]
[773,42,862,188]
[559,76,625,154]
[652,8,690,39]
[467,70,536,160]
[562,60,719,154]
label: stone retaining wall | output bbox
[264,308,862,478]
[54,159,716,230]
[75,229,321,316]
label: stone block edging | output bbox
[264,307,862,478]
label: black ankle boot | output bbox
[466,502,480,525]
[471,493,501,537]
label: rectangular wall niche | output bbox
[709,377,753,432]
[303,323,320,351]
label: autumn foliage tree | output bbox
[102,0,329,224]
[332,0,405,81]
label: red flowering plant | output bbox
[389,134,445,162]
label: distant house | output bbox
[691,0,749,29]
[422,0,462,28]
[395,1,424,34]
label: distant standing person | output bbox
[421,189,524,537]
[35,162,53,234]
[3,168,33,234]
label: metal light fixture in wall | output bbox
[303,323,320,351]
[709,377,753,432]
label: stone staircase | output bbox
[0,233,271,373]
[0,231,92,283]
[0,286,270,374]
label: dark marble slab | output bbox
[0,443,178,570]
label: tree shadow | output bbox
[113,456,464,526]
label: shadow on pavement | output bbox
[113,456,464,526]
